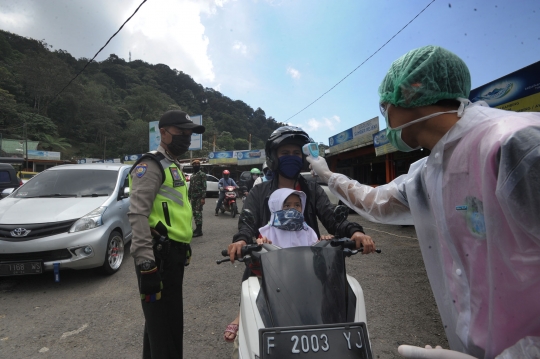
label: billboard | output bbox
[149,114,203,151]
[208,151,237,164]
[27,150,61,161]
[123,154,143,165]
[328,117,379,154]
[373,130,398,156]
[236,149,266,166]
[469,61,540,112]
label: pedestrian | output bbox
[225,126,375,349]
[308,45,540,359]
[188,159,206,237]
[128,109,205,359]
[215,170,238,216]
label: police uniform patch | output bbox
[135,163,148,178]
[170,167,181,180]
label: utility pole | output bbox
[248,134,251,150]
[103,136,106,161]
[213,133,216,152]
[24,121,28,171]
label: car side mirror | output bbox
[1,188,15,198]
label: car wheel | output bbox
[232,203,237,218]
[101,230,124,275]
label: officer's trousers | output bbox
[135,241,187,359]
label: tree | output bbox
[38,133,72,151]
[234,138,249,150]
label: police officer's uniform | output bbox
[128,145,192,358]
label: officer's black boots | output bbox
[193,224,203,237]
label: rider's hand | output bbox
[228,240,247,263]
[137,260,163,303]
[201,198,205,205]
[306,156,333,183]
[351,232,375,254]
[320,234,334,241]
[256,237,272,245]
[398,345,477,359]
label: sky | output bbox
[0,0,539,144]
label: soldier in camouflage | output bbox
[188,159,206,237]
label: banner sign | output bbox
[123,154,143,164]
[236,149,266,165]
[27,150,61,161]
[208,151,237,164]
[469,61,540,112]
[149,114,203,151]
[77,158,120,164]
[373,130,398,156]
[328,117,379,154]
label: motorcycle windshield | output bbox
[258,246,348,327]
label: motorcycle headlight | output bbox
[69,207,107,233]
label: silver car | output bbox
[0,164,132,276]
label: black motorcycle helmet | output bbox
[265,126,313,172]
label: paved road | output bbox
[0,197,447,358]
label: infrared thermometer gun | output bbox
[302,143,319,158]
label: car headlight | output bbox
[69,207,107,233]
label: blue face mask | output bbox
[278,155,303,179]
[271,208,307,231]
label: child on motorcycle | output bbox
[224,188,332,342]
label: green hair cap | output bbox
[378,45,471,108]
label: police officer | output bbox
[188,159,206,237]
[128,109,205,359]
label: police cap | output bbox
[159,110,205,134]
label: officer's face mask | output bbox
[271,208,307,231]
[165,128,191,156]
[193,166,200,173]
[383,98,470,152]
[278,155,303,179]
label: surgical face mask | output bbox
[165,129,191,156]
[383,98,470,152]
[277,155,303,179]
[271,208,307,231]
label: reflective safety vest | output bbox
[130,151,193,243]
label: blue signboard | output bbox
[329,129,353,147]
[469,61,540,112]
[208,151,236,164]
[236,149,266,165]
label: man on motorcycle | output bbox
[224,126,375,345]
[215,170,238,216]
[243,168,261,196]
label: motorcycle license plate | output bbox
[259,322,372,358]
[0,261,43,276]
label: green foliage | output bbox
[0,29,282,160]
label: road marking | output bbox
[60,323,88,339]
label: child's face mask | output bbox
[271,208,307,231]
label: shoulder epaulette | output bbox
[129,151,168,184]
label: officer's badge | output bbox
[135,163,148,178]
[170,167,181,180]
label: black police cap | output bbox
[159,110,205,134]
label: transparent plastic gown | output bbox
[327,103,540,358]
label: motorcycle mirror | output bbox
[240,209,256,232]
[334,205,348,224]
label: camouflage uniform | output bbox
[188,168,206,234]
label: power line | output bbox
[50,0,148,103]
[285,0,436,122]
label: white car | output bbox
[185,173,220,197]
[0,164,132,277]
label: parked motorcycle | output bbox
[217,206,380,358]
[220,185,239,218]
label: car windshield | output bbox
[15,169,118,198]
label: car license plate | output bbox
[259,322,372,358]
[0,262,43,276]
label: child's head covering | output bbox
[259,188,318,248]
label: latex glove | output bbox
[306,155,333,183]
[398,345,477,359]
[137,260,163,303]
